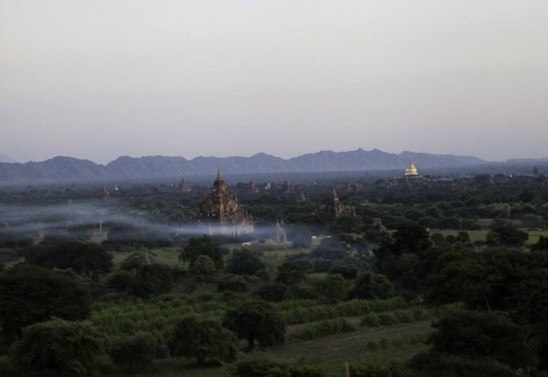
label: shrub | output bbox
[378,313,398,326]
[411,307,430,321]
[105,270,134,293]
[218,275,248,293]
[120,252,156,271]
[109,332,157,369]
[394,310,412,323]
[349,272,394,300]
[361,313,380,327]
[291,318,355,341]
[226,354,328,377]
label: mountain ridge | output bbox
[0,148,493,184]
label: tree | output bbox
[409,310,538,375]
[388,224,431,256]
[532,236,548,251]
[431,310,536,369]
[105,270,134,293]
[486,224,528,247]
[286,224,314,248]
[109,332,157,369]
[168,315,237,365]
[349,272,393,300]
[276,261,305,285]
[105,224,150,249]
[120,251,156,271]
[222,300,286,351]
[409,353,517,377]
[312,273,346,303]
[191,255,218,276]
[10,319,102,377]
[132,264,173,297]
[427,249,548,322]
[0,265,90,345]
[227,249,265,275]
[311,238,347,260]
[180,236,224,270]
[25,241,112,275]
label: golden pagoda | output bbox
[404,160,420,178]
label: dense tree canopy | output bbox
[226,248,265,275]
[132,263,173,297]
[410,310,537,375]
[180,236,224,270]
[109,332,157,369]
[10,319,102,377]
[25,241,113,275]
[349,272,393,300]
[223,300,285,350]
[168,315,237,365]
[0,265,90,344]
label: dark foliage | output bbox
[223,300,286,350]
[132,264,173,297]
[179,236,224,270]
[10,319,102,377]
[168,314,238,365]
[0,265,90,345]
[227,248,266,275]
[25,241,113,275]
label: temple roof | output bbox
[213,169,228,192]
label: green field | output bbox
[439,229,548,245]
[99,320,432,377]
[271,321,432,374]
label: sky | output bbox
[1,1,547,164]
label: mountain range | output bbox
[0,149,491,184]
[0,154,17,163]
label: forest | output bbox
[0,171,547,377]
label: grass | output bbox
[103,358,223,377]
[438,229,548,245]
[109,247,184,269]
[525,230,548,245]
[100,320,433,377]
[438,229,488,243]
[269,321,432,375]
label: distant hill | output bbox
[0,149,488,184]
[0,154,17,163]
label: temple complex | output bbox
[197,170,253,236]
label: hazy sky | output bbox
[1,1,547,164]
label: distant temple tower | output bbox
[197,170,253,236]
[404,160,420,178]
[275,219,287,243]
[280,179,294,193]
[178,178,192,193]
[317,188,356,219]
[246,181,259,193]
